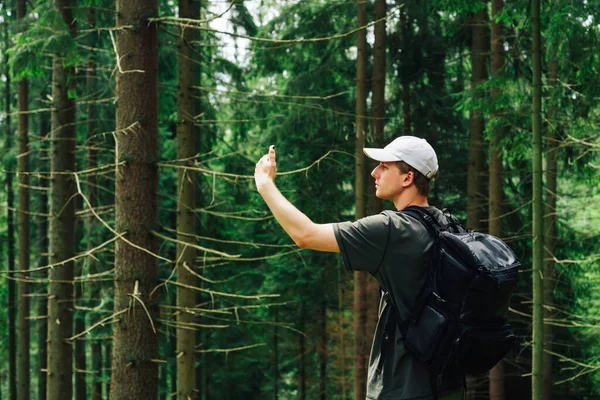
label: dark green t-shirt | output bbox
[333,207,463,400]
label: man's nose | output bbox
[371,166,378,178]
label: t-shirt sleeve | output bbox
[333,213,391,274]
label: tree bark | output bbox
[4,10,17,400]
[319,300,327,400]
[85,6,103,400]
[16,0,30,399]
[531,0,545,398]
[466,3,488,233]
[399,4,411,136]
[47,1,77,399]
[110,0,159,399]
[104,342,112,399]
[299,307,306,400]
[543,57,559,400]
[489,0,506,397]
[337,261,348,400]
[37,107,49,400]
[354,1,369,398]
[273,311,279,400]
[466,4,488,399]
[365,0,386,355]
[176,1,199,398]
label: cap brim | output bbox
[363,148,401,162]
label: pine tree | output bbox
[489,0,507,397]
[110,0,160,398]
[47,1,77,399]
[16,0,30,396]
[175,0,200,398]
[531,0,545,397]
[3,5,17,399]
[353,1,369,398]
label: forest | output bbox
[0,0,599,399]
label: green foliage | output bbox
[0,0,599,398]
[8,4,81,80]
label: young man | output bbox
[254,136,464,400]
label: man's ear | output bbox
[402,171,414,187]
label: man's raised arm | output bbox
[254,146,339,253]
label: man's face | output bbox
[371,162,408,200]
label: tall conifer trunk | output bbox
[47,1,77,399]
[299,307,306,400]
[110,0,159,398]
[489,0,506,398]
[365,0,386,351]
[466,2,488,233]
[543,57,559,400]
[104,343,112,399]
[37,108,49,400]
[466,4,489,399]
[531,0,544,397]
[338,263,348,400]
[354,1,369,398]
[176,0,199,397]
[4,11,17,400]
[399,3,411,136]
[85,6,103,400]
[318,300,327,400]
[16,0,30,398]
[273,311,279,400]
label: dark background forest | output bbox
[0,0,599,399]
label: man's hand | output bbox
[254,145,277,191]
[253,144,339,252]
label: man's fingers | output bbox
[269,145,276,163]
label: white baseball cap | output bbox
[363,136,438,180]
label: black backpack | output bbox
[389,206,520,381]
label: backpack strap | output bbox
[402,206,441,236]
[404,205,466,234]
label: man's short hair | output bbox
[397,161,437,197]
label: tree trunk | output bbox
[371,0,386,147]
[531,0,544,398]
[489,0,506,397]
[319,300,327,400]
[466,4,488,399]
[273,311,279,400]
[365,0,386,355]
[104,342,112,399]
[543,57,559,400]
[47,2,77,399]
[75,204,86,400]
[399,4,411,136]
[337,261,347,400]
[86,6,103,400]
[299,308,306,400]
[354,1,369,398]
[37,108,49,400]
[466,3,488,233]
[176,1,199,398]
[4,12,17,400]
[16,0,30,399]
[110,0,159,399]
